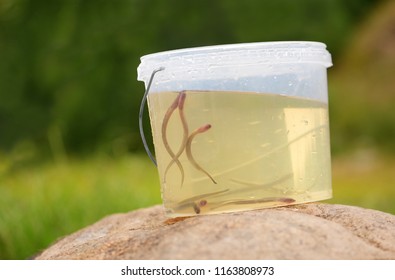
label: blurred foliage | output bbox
[0,0,381,157]
[329,0,395,154]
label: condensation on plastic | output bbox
[137,41,333,103]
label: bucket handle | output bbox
[138,67,165,166]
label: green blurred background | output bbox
[1,0,394,259]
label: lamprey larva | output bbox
[177,189,229,205]
[186,124,217,184]
[174,189,229,214]
[162,91,188,187]
[229,173,293,194]
[210,197,295,210]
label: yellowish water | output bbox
[148,90,332,217]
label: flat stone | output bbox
[34,203,395,259]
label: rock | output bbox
[34,203,395,260]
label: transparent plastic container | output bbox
[137,41,333,217]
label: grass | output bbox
[0,154,161,260]
[329,151,395,214]
[1,152,394,260]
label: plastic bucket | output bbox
[137,41,333,217]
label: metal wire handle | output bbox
[138,67,165,166]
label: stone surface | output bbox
[34,203,395,260]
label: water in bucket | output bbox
[138,42,333,217]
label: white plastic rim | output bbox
[137,41,332,84]
[137,41,333,103]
